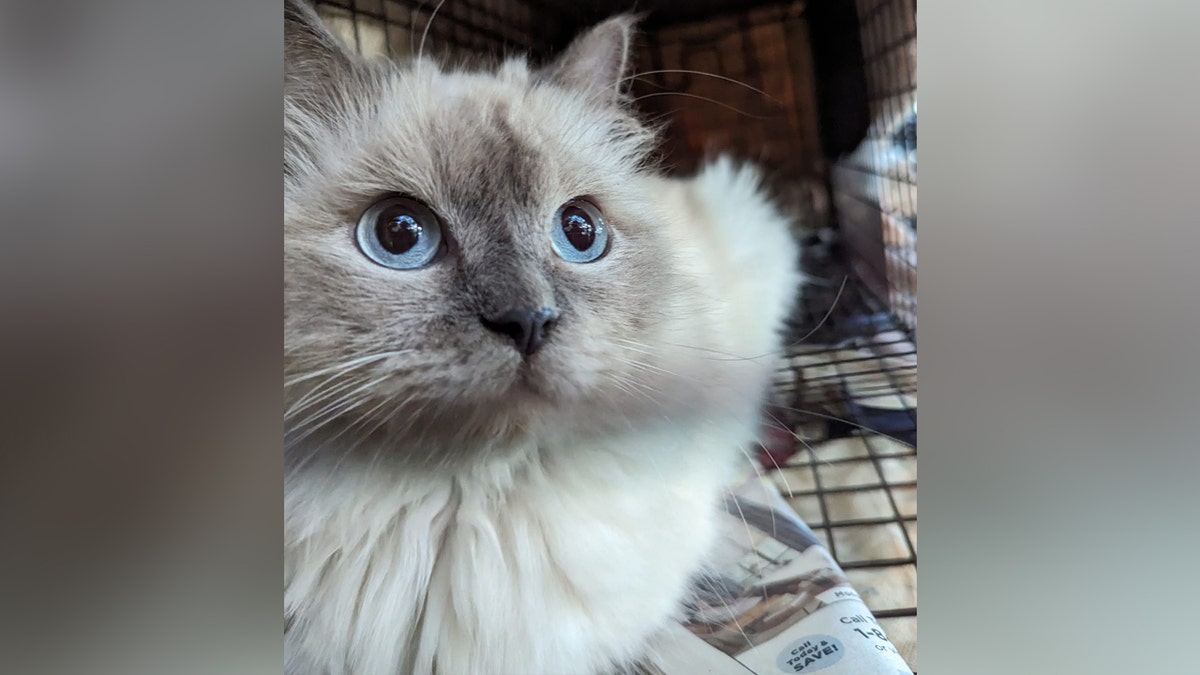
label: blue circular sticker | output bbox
[775,634,845,673]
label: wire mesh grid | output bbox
[775,240,916,436]
[766,0,917,664]
[761,236,918,667]
[628,2,825,184]
[830,0,917,330]
[311,0,564,63]
[766,432,918,668]
[299,0,917,666]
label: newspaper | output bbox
[642,474,914,675]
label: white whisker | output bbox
[760,410,796,496]
[287,373,389,432]
[734,441,777,540]
[416,0,447,66]
[284,350,403,388]
[630,92,778,120]
[658,275,850,363]
[286,374,394,448]
[623,69,781,104]
[775,405,914,448]
[286,372,372,419]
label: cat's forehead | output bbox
[377,66,540,137]
[366,71,545,217]
[430,62,533,104]
[286,59,652,231]
[348,66,630,211]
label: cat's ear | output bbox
[540,14,642,104]
[285,0,356,98]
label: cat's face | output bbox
[284,3,702,461]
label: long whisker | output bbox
[614,340,710,386]
[718,489,760,651]
[286,374,393,446]
[760,410,796,496]
[623,69,783,104]
[774,405,914,449]
[326,392,398,447]
[286,372,373,419]
[656,275,851,363]
[416,0,447,66]
[785,275,849,351]
[771,414,837,470]
[284,351,402,388]
[287,373,386,431]
[630,92,779,120]
[622,357,690,382]
[604,371,661,408]
[612,339,657,357]
[283,393,386,478]
[694,570,756,656]
[735,442,778,541]
[284,391,378,451]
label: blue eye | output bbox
[551,198,609,263]
[356,196,443,269]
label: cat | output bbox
[283,1,801,673]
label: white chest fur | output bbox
[284,416,750,675]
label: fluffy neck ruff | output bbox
[284,412,748,675]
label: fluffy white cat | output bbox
[283,1,801,673]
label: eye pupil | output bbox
[550,198,608,263]
[376,213,421,255]
[561,207,595,251]
[356,196,443,270]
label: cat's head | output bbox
[284,1,717,463]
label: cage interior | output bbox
[305,0,917,667]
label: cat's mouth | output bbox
[511,359,553,398]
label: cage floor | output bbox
[765,240,917,671]
[768,435,917,670]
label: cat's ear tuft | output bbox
[285,0,356,96]
[540,14,643,104]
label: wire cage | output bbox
[304,0,917,666]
